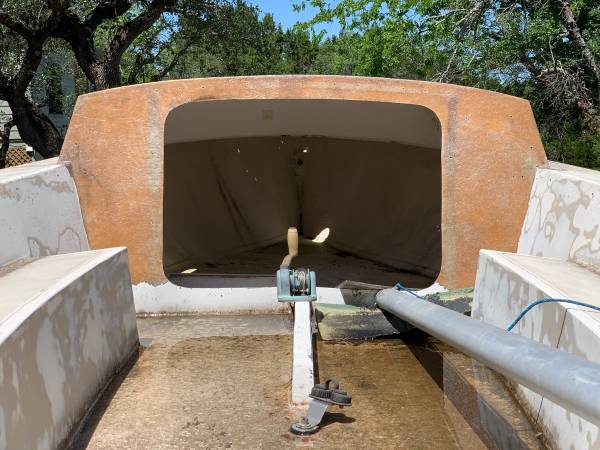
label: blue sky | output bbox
[248,1,341,36]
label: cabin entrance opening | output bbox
[163,99,442,288]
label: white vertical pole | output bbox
[291,301,314,405]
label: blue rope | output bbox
[393,283,600,332]
[394,283,600,331]
[507,298,600,331]
[394,282,425,300]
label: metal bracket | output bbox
[277,267,317,303]
[291,379,352,435]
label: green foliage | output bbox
[296,0,600,168]
[545,132,600,169]
[0,26,27,82]
[164,2,321,77]
[117,1,323,82]
[3,0,600,168]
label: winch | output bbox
[276,227,317,302]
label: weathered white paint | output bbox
[0,158,89,267]
[417,282,447,296]
[133,282,347,314]
[0,248,138,450]
[518,162,600,269]
[166,99,441,149]
[472,250,600,449]
[291,302,314,405]
[473,162,600,449]
[315,288,345,304]
[537,309,600,449]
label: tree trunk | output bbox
[8,95,63,158]
[0,119,14,168]
[88,61,122,90]
[69,37,123,90]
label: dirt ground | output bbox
[70,317,542,450]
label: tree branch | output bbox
[455,0,491,32]
[151,38,194,81]
[125,24,168,84]
[13,40,44,94]
[434,46,459,83]
[126,51,151,85]
[45,0,67,16]
[538,64,600,131]
[107,0,171,61]
[0,12,35,40]
[555,0,600,102]
[43,8,103,87]
[126,31,192,85]
[85,0,133,29]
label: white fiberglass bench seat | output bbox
[0,158,89,267]
[0,248,138,450]
[472,250,600,449]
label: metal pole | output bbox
[376,289,600,426]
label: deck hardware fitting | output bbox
[277,227,317,302]
[291,379,352,435]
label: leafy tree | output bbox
[171,1,320,77]
[298,0,600,167]
[0,0,323,161]
[5,0,599,168]
[0,0,224,158]
[0,0,65,158]
[46,0,226,90]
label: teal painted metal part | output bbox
[277,268,317,302]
